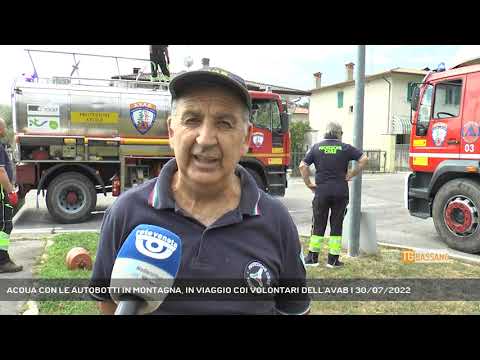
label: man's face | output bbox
[168,86,251,188]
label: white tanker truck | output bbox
[11,49,292,223]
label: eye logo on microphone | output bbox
[135,229,179,260]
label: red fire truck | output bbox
[407,58,480,253]
[12,49,291,224]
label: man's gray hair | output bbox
[324,121,343,139]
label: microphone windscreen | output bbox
[110,224,182,314]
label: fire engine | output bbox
[407,58,480,253]
[12,49,291,223]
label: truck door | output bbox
[461,73,480,160]
[250,99,273,156]
[271,100,284,151]
[412,77,464,171]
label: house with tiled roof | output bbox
[292,107,309,123]
[309,63,427,172]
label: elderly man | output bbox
[0,118,22,273]
[299,121,368,268]
[90,67,310,315]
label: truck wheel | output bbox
[46,172,97,224]
[246,168,266,191]
[432,178,480,253]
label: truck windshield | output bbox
[251,100,272,130]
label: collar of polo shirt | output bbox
[149,158,261,217]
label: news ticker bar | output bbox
[1,279,480,301]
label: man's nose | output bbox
[196,121,218,146]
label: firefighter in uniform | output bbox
[299,121,368,268]
[0,118,22,273]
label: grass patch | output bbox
[35,232,101,315]
[34,233,480,315]
[300,237,480,314]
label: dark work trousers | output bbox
[0,189,13,263]
[311,190,349,238]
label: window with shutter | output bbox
[337,91,344,108]
[407,82,414,102]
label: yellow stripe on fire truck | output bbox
[268,158,283,165]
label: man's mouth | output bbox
[192,154,220,165]
[193,154,218,161]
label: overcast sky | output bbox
[1,45,479,105]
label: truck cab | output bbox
[244,91,290,196]
[407,59,480,253]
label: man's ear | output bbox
[241,123,253,155]
[167,116,174,149]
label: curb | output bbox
[19,239,50,316]
[10,229,100,241]
[22,300,39,315]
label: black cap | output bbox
[169,67,252,113]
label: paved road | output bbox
[0,239,45,315]
[10,173,462,253]
[11,192,114,237]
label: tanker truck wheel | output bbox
[46,172,97,224]
[432,178,480,253]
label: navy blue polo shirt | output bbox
[90,158,310,315]
[0,144,13,183]
[303,139,363,196]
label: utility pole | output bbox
[347,45,366,257]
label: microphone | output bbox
[109,224,182,315]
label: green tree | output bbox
[0,104,14,146]
[290,120,311,152]
[289,120,311,176]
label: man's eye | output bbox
[184,118,199,125]
[218,120,233,129]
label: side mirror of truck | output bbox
[280,112,289,133]
[411,86,420,111]
[416,123,428,136]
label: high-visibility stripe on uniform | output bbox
[0,231,9,251]
[328,236,342,255]
[309,235,324,252]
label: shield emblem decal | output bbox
[130,102,157,134]
[432,122,448,147]
[252,132,264,148]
